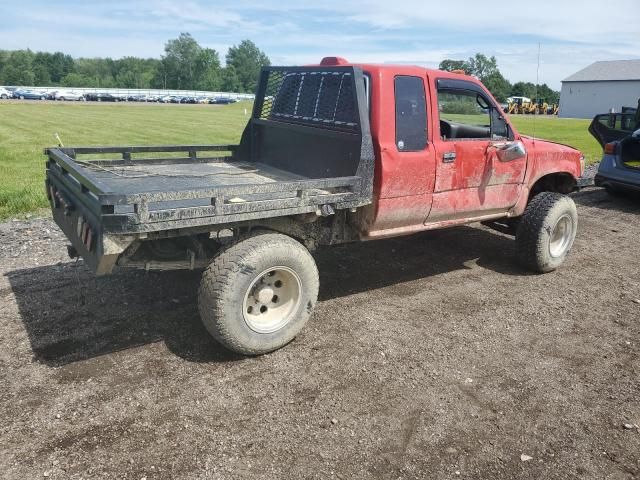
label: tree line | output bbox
[0,36,558,102]
[0,34,270,93]
[439,54,560,104]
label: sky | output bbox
[1,0,639,89]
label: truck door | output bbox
[427,78,526,221]
[366,73,436,235]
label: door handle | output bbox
[443,151,456,163]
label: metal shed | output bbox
[559,60,640,119]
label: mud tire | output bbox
[515,192,577,273]
[198,232,319,355]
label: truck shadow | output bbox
[7,226,522,367]
[572,187,640,213]
[316,225,524,301]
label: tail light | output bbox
[604,142,617,154]
[76,215,95,252]
[48,185,60,208]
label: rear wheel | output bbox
[515,192,577,273]
[198,232,319,355]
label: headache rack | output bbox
[44,65,374,235]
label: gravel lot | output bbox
[1,186,638,479]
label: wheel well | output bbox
[529,173,576,201]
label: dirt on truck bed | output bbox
[1,187,639,480]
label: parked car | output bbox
[44,57,586,356]
[209,96,237,104]
[590,102,640,195]
[96,93,117,102]
[0,87,12,99]
[54,90,86,101]
[13,89,47,100]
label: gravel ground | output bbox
[0,186,639,480]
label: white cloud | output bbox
[1,0,638,88]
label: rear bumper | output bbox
[594,173,640,192]
[46,176,135,275]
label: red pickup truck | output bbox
[45,57,584,355]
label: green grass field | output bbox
[0,101,602,219]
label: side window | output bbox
[437,89,491,140]
[395,76,427,151]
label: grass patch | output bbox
[0,101,250,219]
[508,115,602,165]
[0,102,602,219]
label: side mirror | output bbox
[492,140,527,162]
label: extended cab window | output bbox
[437,82,510,141]
[269,70,370,130]
[395,76,427,151]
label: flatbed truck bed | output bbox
[46,144,364,233]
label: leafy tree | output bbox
[0,50,8,84]
[112,56,158,88]
[194,48,222,91]
[483,71,511,102]
[61,72,96,87]
[439,54,499,82]
[226,40,270,93]
[33,64,52,85]
[74,57,116,87]
[47,52,74,83]
[33,52,54,85]
[220,66,242,92]
[439,59,469,73]
[161,33,201,89]
[536,83,560,104]
[466,53,499,82]
[3,50,35,85]
[510,81,537,99]
[440,53,509,101]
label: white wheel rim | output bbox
[242,266,302,334]
[549,213,574,258]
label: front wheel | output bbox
[198,232,319,355]
[515,192,578,273]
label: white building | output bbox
[558,60,640,119]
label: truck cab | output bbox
[313,57,583,239]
